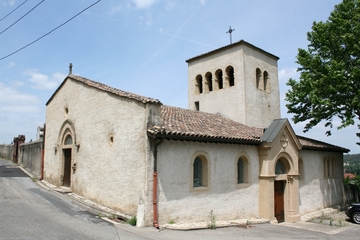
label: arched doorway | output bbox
[62,134,73,187]
[274,158,289,223]
[57,120,77,188]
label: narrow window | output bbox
[226,66,235,86]
[237,158,244,183]
[215,69,223,89]
[196,75,203,94]
[205,72,213,92]
[263,71,269,92]
[298,159,303,181]
[256,68,261,89]
[195,101,199,111]
[193,157,202,187]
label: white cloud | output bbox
[4,61,15,69]
[132,0,158,9]
[0,83,40,105]
[199,0,206,6]
[0,82,40,113]
[278,67,298,83]
[108,4,122,15]
[0,0,15,6]
[166,1,176,11]
[23,69,66,90]
[140,12,153,26]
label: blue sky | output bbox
[1,0,358,153]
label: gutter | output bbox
[40,124,46,180]
[152,138,164,229]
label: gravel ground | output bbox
[306,206,352,227]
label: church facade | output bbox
[43,40,348,227]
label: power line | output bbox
[0,0,45,35]
[0,0,101,61]
[0,0,28,22]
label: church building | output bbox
[43,40,348,227]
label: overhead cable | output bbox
[0,0,44,35]
[0,0,102,61]
[0,0,28,22]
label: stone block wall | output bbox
[19,140,43,178]
[0,144,13,160]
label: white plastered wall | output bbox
[44,78,158,217]
[298,150,344,215]
[187,44,280,128]
[156,140,260,224]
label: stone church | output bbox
[43,40,348,227]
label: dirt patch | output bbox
[307,210,350,227]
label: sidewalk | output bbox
[18,165,358,233]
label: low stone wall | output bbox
[0,144,13,160]
[19,140,43,178]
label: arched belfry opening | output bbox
[58,120,77,188]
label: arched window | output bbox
[226,66,235,87]
[205,72,213,92]
[196,75,203,94]
[215,69,223,89]
[193,156,208,187]
[237,157,249,184]
[298,159,304,181]
[275,159,287,174]
[263,71,269,92]
[256,68,262,89]
[64,134,72,145]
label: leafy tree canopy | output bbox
[286,0,360,138]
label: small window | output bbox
[226,66,235,87]
[64,135,72,145]
[193,156,208,188]
[215,69,223,89]
[205,72,213,92]
[298,159,304,181]
[196,75,203,94]
[195,101,199,111]
[256,68,261,89]
[263,71,269,92]
[324,157,335,178]
[237,157,249,184]
[275,159,287,174]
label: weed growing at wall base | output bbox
[208,210,216,230]
[126,216,137,226]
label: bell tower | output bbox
[186,40,281,128]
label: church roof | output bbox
[297,135,349,153]
[186,40,279,63]
[46,74,161,105]
[148,105,264,145]
[148,106,349,152]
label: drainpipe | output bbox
[40,124,46,180]
[153,138,164,228]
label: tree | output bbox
[285,0,360,139]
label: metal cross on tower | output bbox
[226,26,235,44]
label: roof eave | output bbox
[148,132,261,145]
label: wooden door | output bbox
[63,149,71,187]
[274,180,285,223]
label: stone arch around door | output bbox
[273,152,300,223]
[57,120,78,188]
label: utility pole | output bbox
[226,26,235,44]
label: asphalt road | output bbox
[0,158,118,240]
[1,158,360,240]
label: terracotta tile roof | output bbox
[297,135,349,153]
[46,74,161,105]
[148,105,264,144]
[344,173,356,179]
